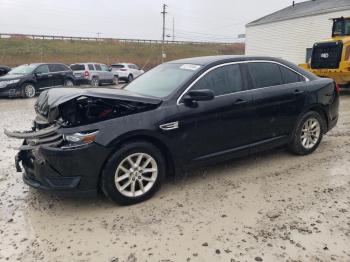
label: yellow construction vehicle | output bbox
[300,17,350,87]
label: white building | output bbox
[245,0,350,64]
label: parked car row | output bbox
[0,62,144,98]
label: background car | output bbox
[70,63,117,87]
[110,63,144,82]
[0,65,11,77]
[0,63,75,98]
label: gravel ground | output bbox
[0,89,350,262]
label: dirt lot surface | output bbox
[0,90,350,262]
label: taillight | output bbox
[84,71,90,77]
[335,83,340,94]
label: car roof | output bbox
[167,55,294,66]
[167,55,318,80]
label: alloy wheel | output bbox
[64,80,74,87]
[91,78,99,87]
[24,84,35,98]
[300,118,321,149]
[113,76,118,85]
[114,153,158,198]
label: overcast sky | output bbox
[0,0,300,42]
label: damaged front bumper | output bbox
[6,125,111,197]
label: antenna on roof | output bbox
[292,1,295,6]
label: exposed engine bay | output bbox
[4,88,162,151]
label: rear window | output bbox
[88,64,95,70]
[111,64,125,69]
[70,64,85,71]
[279,65,304,84]
[248,62,283,89]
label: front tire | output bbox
[64,79,74,87]
[101,141,166,205]
[21,83,36,98]
[289,111,325,155]
[113,75,118,85]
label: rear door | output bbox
[246,62,307,143]
[94,64,103,81]
[48,64,66,86]
[100,64,113,82]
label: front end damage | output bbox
[5,88,161,196]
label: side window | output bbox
[192,64,243,96]
[59,64,69,71]
[88,64,95,70]
[94,64,102,71]
[100,64,109,71]
[279,65,304,84]
[35,65,49,74]
[49,64,67,72]
[248,62,283,89]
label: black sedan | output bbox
[0,63,75,98]
[6,56,339,205]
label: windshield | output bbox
[124,63,201,98]
[9,64,37,75]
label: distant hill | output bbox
[0,38,245,69]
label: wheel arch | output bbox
[99,133,175,185]
[21,80,36,87]
[306,105,329,132]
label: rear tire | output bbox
[21,83,36,98]
[91,77,99,87]
[289,111,325,155]
[64,79,74,87]
[101,141,166,205]
[127,74,133,83]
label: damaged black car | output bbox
[5,56,339,205]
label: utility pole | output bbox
[172,17,175,42]
[161,4,168,63]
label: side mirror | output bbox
[183,89,214,105]
[108,67,112,71]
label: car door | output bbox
[133,64,143,77]
[94,64,103,82]
[246,61,307,144]
[173,63,254,165]
[48,64,64,86]
[101,64,113,82]
[34,64,52,89]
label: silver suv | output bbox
[70,63,117,87]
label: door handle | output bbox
[294,89,304,95]
[233,99,248,105]
[48,74,53,77]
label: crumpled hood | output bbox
[34,87,162,126]
[35,87,162,116]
